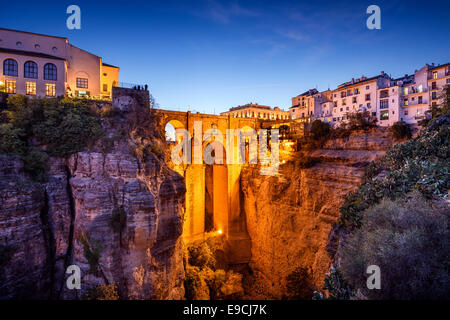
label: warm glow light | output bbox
[218,229,223,235]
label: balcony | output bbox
[415,113,427,120]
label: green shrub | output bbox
[285,267,314,299]
[338,193,449,299]
[110,206,126,232]
[22,148,49,181]
[391,121,412,140]
[187,241,216,269]
[85,283,119,300]
[184,265,212,300]
[79,233,103,273]
[184,238,244,300]
[0,124,26,155]
[311,120,331,140]
[0,95,104,180]
[337,118,449,227]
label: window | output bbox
[44,63,57,80]
[367,103,371,108]
[405,110,408,115]
[16,41,22,47]
[45,83,56,97]
[35,44,40,49]
[352,97,357,103]
[3,59,18,76]
[24,61,38,78]
[76,90,90,97]
[433,71,437,79]
[432,82,437,90]
[76,78,88,88]
[447,79,450,84]
[418,96,423,104]
[404,99,408,106]
[103,84,108,92]
[366,85,370,90]
[342,99,346,106]
[26,81,36,95]
[365,94,371,101]
[372,112,376,117]
[380,99,389,109]
[404,88,408,95]
[340,108,343,112]
[5,80,16,93]
[418,84,423,93]
[52,47,57,52]
[346,106,349,111]
[380,110,389,120]
[432,92,437,100]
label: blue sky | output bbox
[1,0,449,113]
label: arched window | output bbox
[3,59,18,76]
[44,63,57,80]
[24,61,38,78]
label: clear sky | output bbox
[1,0,449,113]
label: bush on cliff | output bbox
[391,121,412,140]
[79,233,103,273]
[338,115,449,228]
[184,237,244,300]
[85,283,119,300]
[321,88,450,299]
[0,95,104,180]
[338,193,449,299]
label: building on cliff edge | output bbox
[0,28,120,100]
[290,63,450,127]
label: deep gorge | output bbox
[0,92,395,299]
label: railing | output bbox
[114,82,149,91]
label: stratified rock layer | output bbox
[0,99,186,299]
[240,129,393,299]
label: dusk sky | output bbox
[2,0,449,113]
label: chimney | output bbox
[351,78,355,83]
[381,71,385,75]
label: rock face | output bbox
[240,130,393,299]
[0,99,186,299]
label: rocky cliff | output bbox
[240,128,393,299]
[0,96,185,299]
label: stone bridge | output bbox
[155,109,292,264]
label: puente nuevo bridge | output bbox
[154,109,295,264]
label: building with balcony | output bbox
[291,62,449,128]
[221,103,290,120]
[427,62,450,109]
[0,28,119,100]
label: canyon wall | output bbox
[0,97,186,299]
[240,128,393,299]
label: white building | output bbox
[0,28,119,99]
[291,62,449,128]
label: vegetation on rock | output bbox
[321,86,450,300]
[85,283,119,300]
[79,233,103,273]
[338,192,449,299]
[184,236,244,300]
[0,95,103,180]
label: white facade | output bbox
[291,63,449,128]
[0,28,119,99]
